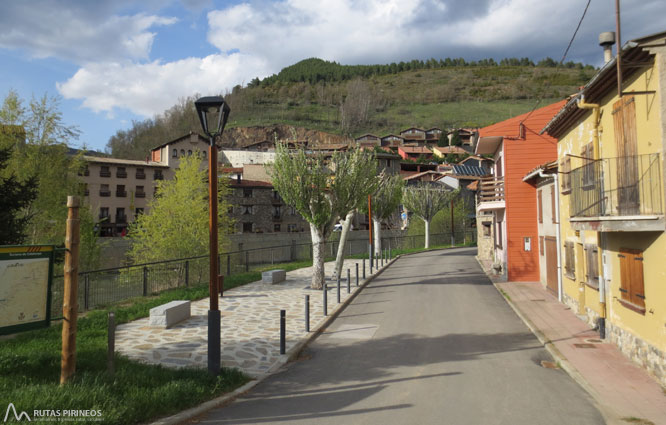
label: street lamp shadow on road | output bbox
[195,95,230,376]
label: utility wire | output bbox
[519,0,592,125]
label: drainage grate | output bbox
[573,343,597,349]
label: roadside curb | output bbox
[148,255,400,425]
[474,256,623,425]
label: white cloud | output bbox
[206,0,666,66]
[45,0,666,121]
[0,1,177,64]
[57,53,271,117]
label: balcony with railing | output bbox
[569,153,663,231]
[476,177,505,211]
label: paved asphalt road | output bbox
[195,248,605,425]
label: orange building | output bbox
[475,101,565,281]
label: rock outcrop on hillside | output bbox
[219,124,351,148]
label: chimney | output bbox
[599,32,616,64]
[237,174,241,184]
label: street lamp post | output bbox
[195,96,230,375]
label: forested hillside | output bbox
[106,57,596,159]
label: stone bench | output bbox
[262,269,286,284]
[149,300,191,328]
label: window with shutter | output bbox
[584,244,599,289]
[564,241,575,280]
[618,248,646,312]
[537,189,543,223]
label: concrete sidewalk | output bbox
[495,280,666,425]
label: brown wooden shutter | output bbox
[538,189,543,223]
[614,97,640,214]
[539,236,544,255]
[618,248,645,308]
[551,188,556,223]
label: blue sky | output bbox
[1,0,663,153]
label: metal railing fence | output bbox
[50,230,476,319]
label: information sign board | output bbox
[0,245,54,335]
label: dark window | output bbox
[117,167,127,178]
[136,168,146,179]
[100,166,111,177]
[274,224,281,232]
[172,149,178,158]
[482,221,491,237]
[288,224,297,232]
[116,208,126,223]
[564,241,575,280]
[136,185,145,198]
[273,205,281,218]
[180,149,185,157]
[188,150,192,156]
[584,244,599,289]
[99,207,109,220]
[561,157,571,193]
[242,222,253,233]
[116,185,126,197]
[243,188,252,198]
[100,184,110,197]
[154,170,163,180]
[243,206,253,215]
[135,208,144,217]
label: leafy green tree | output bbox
[402,183,455,248]
[0,90,99,270]
[127,154,232,271]
[0,145,37,244]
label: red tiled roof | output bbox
[479,100,567,139]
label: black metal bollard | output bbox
[362,258,366,279]
[305,295,310,332]
[280,310,286,355]
[323,284,328,316]
[337,275,341,303]
[347,268,351,293]
[355,263,359,286]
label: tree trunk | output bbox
[373,218,382,256]
[310,223,325,289]
[334,211,354,279]
[425,219,431,249]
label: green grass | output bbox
[0,258,316,425]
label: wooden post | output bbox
[60,196,80,385]
[107,312,115,375]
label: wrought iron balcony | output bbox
[569,153,663,230]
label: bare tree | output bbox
[270,144,377,289]
[360,173,404,256]
[339,78,372,135]
[402,183,454,248]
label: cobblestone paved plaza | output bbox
[116,259,372,376]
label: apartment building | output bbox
[81,156,168,236]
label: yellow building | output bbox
[542,31,666,386]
